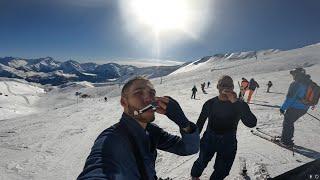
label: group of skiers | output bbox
[191,81,211,99]
[77,67,319,180]
[239,79,274,102]
[238,78,260,103]
[240,68,319,148]
[192,77,264,104]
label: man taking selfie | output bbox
[78,76,200,180]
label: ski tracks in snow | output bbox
[3,81,30,105]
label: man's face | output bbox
[218,82,234,97]
[121,80,156,123]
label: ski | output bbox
[255,127,281,139]
[250,128,295,154]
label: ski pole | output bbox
[306,112,320,122]
[292,146,295,157]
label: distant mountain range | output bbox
[0,57,181,85]
[0,49,280,86]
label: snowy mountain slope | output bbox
[0,43,320,180]
[59,60,84,74]
[0,64,27,79]
[170,49,280,75]
[167,43,320,90]
[0,79,45,120]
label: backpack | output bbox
[301,81,320,106]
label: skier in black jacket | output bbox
[266,81,273,93]
[191,85,198,99]
[191,75,257,180]
[247,78,259,103]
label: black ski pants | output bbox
[281,108,307,144]
[191,130,237,180]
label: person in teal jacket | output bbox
[280,68,310,146]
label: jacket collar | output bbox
[120,113,149,140]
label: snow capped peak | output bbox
[257,49,281,56]
[193,56,212,65]
[64,59,80,65]
[39,57,59,66]
[226,51,258,60]
[8,59,28,68]
[60,60,84,73]
[186,49,281,68]
[41,56,54,61]
[58,81,94,90]
[80,63,98,72]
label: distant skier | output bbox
[247,78,259,103]
[207,81,211,88]
[191,85,198,99]
[238,78,249,101]
[266,81,273,93]
[201,83,207,94]
[280,68,316,147]
[191,75,257,180]
[104,97,108,102]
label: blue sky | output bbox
[1,0,320,63]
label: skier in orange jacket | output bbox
[238,78,249,101]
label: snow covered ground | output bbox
[0,43,320,180]
[0,79,45,120]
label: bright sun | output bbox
[119,0,212,57]
[128,0,190,32]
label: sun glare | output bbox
[119,0,213,57]
[129,0,189,32]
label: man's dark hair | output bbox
[217,75,234,88]
[121,76,149,97]
[290,67,306,76]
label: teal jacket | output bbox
[281,81,309,111]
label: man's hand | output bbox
[280,108,285,115]
[155,96,190,129]
[222,89,238,103]
[154,96,169,115]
